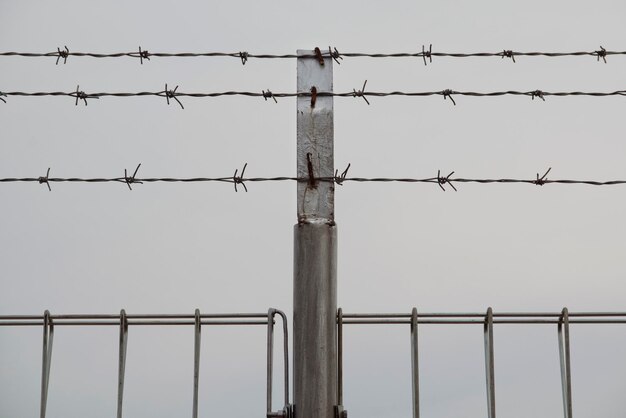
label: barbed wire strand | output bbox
[1,86,626,106]
[0,45,619,65]
[2,165,626,192]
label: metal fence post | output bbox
[294,48,337,418]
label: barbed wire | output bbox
[0,45,621,65]
[1,84,625,107]
[2,165,625,192]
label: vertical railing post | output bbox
[40,310,54,418]
[117,309,128,418]
[192,309,201,418]
[294,48,337,418]
[267,309,292,417]
[484,307,496,418]
[410,308,420,418]
[558,307,573,418]
[337,308,343,411]
[267,308,276,416]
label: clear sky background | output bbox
[1,1,626,417]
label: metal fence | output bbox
[3,43,626,418]
[338,308,626,418]
[4,308,625,418]
[0,309,290,418]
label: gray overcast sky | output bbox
[1,1,626,417]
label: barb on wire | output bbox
[74,86,87,106]
[135,46,150,65]
[441,89,456,105]
[162,84,184,109]
[534,167,552,186]
[239,51,249,65]
[329,47,342,65]
[531,90,545,101]
[0,92,6,103]
[71,85,98,106]
[56,46,69,65]
[352,80,370,105]
[233,163,248,192]
[334,164,351,186]
[422,44,432,66]
[437,170,457,192]
[262,89,277,103]
[501,50,515,62]
[595,46,607,63]
[123,164,142,190]
[38,168,51,191]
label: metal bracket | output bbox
[334,404,348,418]
[267,404,294,418]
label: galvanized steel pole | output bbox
[294,49,337,418]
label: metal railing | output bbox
[337,308,626,418]
[0,308,291,418]
[4,308,625,417]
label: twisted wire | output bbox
[2,87,625,107]
[0,45,620,65]
[2,165,625,192]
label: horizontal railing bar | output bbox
[5,319,624,326]
[342,312,626,318]
[0,313,269,320]
[0,320,269,326]
[342,319,626,325]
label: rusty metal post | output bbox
[294,49,337,418]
